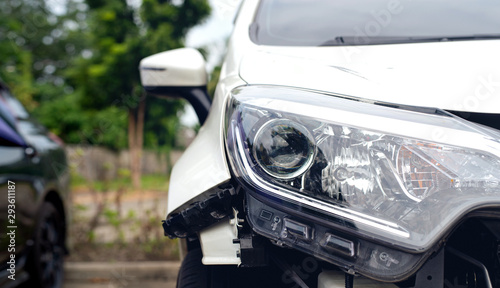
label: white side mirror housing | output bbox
[140,48,207,87]
[139,48,211,124]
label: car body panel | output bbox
[239,41,500,114]
[167,74,245,215]
[0,174,39,261]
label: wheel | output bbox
[27,202,65,288]
[176,248,293,288]
[176,248,209,288]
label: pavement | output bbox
[63,261,180,288]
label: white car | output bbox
[139,0,500,287]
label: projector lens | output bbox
[252,119,315,179]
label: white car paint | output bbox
[167,74,244,214]
[240,41,500,114]
[140,48,208,87]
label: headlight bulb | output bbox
[252,119,316,179]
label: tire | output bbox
[26,202,65,288]
[177,248,209,288]
[176,248,291,288]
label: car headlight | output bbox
[225,86,500,281]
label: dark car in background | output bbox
[0,81,69,288]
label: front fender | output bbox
[167,75,245,216]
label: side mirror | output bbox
[139,48,211,124]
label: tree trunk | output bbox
[128,95,146,189]
[137,94,145,161]
[128,110,139,189]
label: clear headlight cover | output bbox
[225,86,500,251]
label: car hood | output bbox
[239,40,500,114]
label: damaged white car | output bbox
[139,0,500,287]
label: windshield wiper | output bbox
[320,34,500,46]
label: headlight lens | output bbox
[226,86,500,252]
[252,119,316,179]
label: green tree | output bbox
[69,0,210,188]
[0,0,103,147]
[0,0,86,109]
[1,0,210,187]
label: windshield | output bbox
[0,88,29,119]
[251,0,500,46]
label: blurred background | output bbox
[0,0,240,286]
